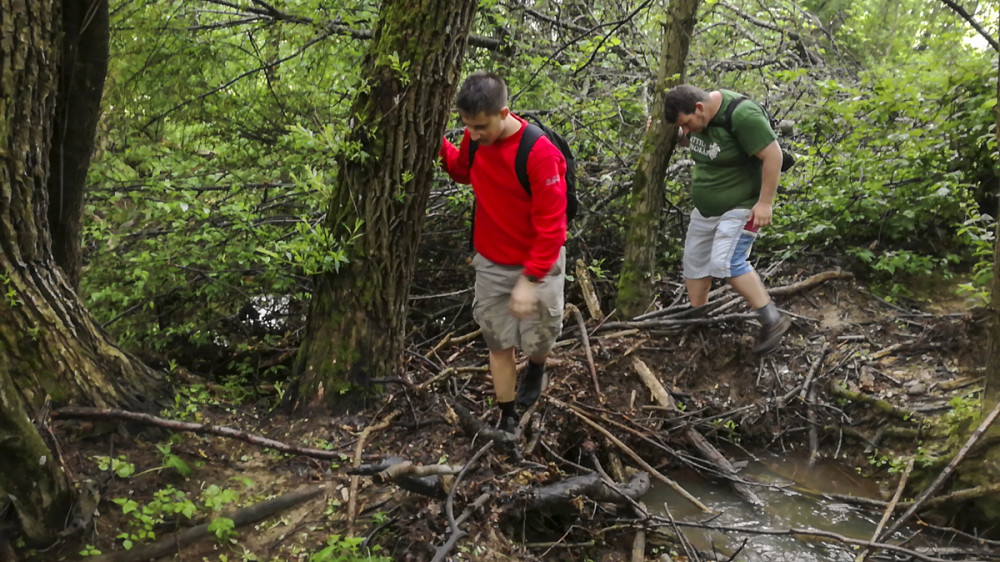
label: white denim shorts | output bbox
[472,247,565,355]
[683,207,757,279]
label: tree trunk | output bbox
[948,30,1000,535]
[292,0,478,411]
[615,0,700,319]
[1,0,163,543]
[47,0,110,289]
[987,35,1000,412]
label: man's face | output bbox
[675,103,710,135]
[461,108,509,146]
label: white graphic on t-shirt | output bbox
[689,136,721,160]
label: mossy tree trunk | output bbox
[615,0,700,319]
[1,0,164,543]
[292,0,478,411]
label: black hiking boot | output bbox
[498,414,517,434]
[754,315,792,355]
[515,363,546,407]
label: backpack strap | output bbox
[467,123,543,194]
[468,139,478,168]
[717,96,747,134]
[514,124,544,196]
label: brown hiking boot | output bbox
[754,315,791,355]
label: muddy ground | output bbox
[18,258,1000,561]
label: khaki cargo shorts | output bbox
[472,247,565,356]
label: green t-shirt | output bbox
[688,90,776,217]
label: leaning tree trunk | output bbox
[292,0,478,411]
[1,0,164,543]
[615,0,700,319]
[47,0,109,289]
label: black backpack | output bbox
[468,114,579,221]
[714,97,796,172]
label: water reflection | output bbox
[644,455,904,561]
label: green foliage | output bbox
[93,455,136,479]
[308,535,391,562]
[945,393,981,439]
[112,477,253,550]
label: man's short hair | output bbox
[456,71,508,116]
[663,84,709,123]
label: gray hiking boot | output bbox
[754,315,792,355]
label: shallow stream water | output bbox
[644,454,930,561]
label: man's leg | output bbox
[489,347,518,431]
[515,352,549,407]
[489,347,517,403]
[728,270,790,354]
[686,277,712,307]
[727,270,769,309]
[712,210,790,354]
[515,248,566,407]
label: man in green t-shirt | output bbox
[663,84,791,354]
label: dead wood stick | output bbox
[575,258,605,321]
[430,492,491,562]
[634,269,849,323]
[666,521,951,562]
[373,461,463,483]
[799,343,830,401]
[922,482,1000,510]
[548,396,710,512]
[526,471,650,511]
[53,407,345,459]
[633,358,762,505]
[348,410,400,534]
[425,331,453,359]
[416,364,489,392]
[631,530,646,562]
[445,440,493,533]
[807,380,820,466]
[883,400,1000,538]
[448,328,482,346]
[567,303,601,399]
[767,269,851,296]
[91,485,325,562]
[829,386,920,420]
[857,458,914,562]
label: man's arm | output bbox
[751,140,782,228]
[439,133,471,184]
[522,140,567,279]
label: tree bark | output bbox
[615,0,700,319]
[1,0,163,543]
[47,0,109,289]
[291,0,478,411]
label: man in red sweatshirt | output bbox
[439,72,568,434]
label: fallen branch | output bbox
[858,458,914,561]
[575,258,605,322]
[433,441,494,562]
[53,407,341,459]
[566,303,601,400]
[667,520,952,562]
[548,396,710,512]
[350,457,450,499]
[92,485,325,562]
[349,410,401,533]
[882,401,1000,538]
[633,358,762,506]
[523,470,650,511]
